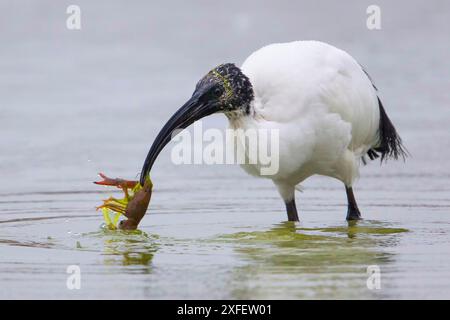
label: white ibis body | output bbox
[140,41,407,221]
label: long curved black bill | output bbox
[140,93,218,185]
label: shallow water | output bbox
[1,0,450,299]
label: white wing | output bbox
[241,41,380,155]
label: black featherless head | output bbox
[140,63,254,184]
[195,63,254,114]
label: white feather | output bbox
[228,41,380,201]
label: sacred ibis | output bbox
[140,41,407,221]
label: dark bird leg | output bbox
[345,186,362,220]
[285,198,299,222]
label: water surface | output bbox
[1,0,450,299]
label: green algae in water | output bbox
[215,221,406,271]
[300,225,408,235]
[209,221,409,299]
[80,228,160,267]
[102,208,122,230]
[219,221,408,242]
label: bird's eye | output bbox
[212,87,223,98]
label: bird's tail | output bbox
[366,97,409,163]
